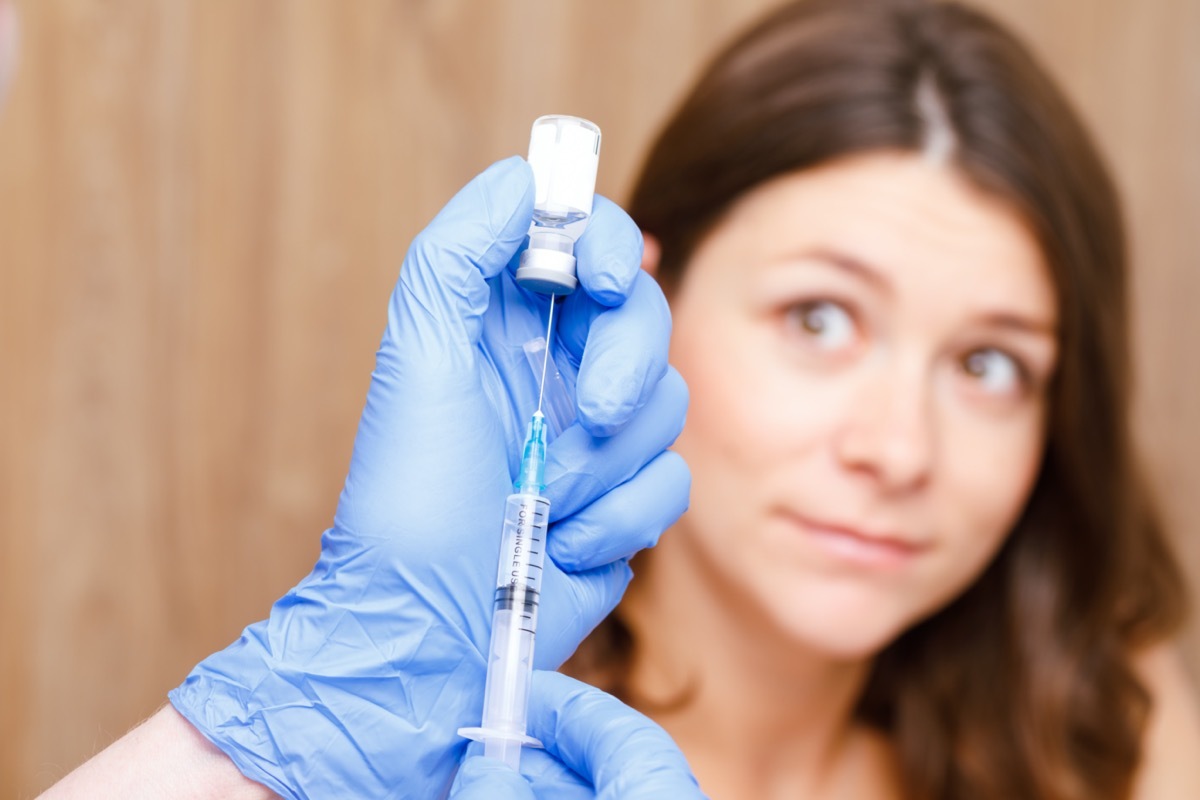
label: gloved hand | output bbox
[168,156,690,800]
[451,672,706,799]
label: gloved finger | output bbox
[450,756,535,799]
[543,366,687,520]
[548,450,690,572]
[535,559,632,669]
[390,156,535,355]
[526,672,705,799]
[557,270,672,437]
[571,195,643,307]
[516,748,594,799]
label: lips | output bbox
[782,510,929,568]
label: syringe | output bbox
[459,114,600,771]
[458,299,556,769]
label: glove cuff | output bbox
[169,590,487,799]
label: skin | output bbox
[624,151,1200,798]
[38,706,271,800]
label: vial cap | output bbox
[527,116,601,221]
[516,247,578,295]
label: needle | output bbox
[536,296,556,415]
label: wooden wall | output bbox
[0,1,1195,795]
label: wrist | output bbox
[170,601,487,799]
[38,706,274,800]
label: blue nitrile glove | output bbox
[168,156,690,800]
[450,672,706,799]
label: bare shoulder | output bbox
[1131,642,1200,799]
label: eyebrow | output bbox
[804,247,1057,338]
[974,311,1058,338]
[806,247,894,296]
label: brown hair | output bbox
[567,1,1187,797]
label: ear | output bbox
[640,232,661,276]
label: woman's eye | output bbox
[961,348,1023,395]
[787,300,856,351]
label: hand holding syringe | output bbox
[166,115,689,795]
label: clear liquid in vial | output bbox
[533,204,587,229]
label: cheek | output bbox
[666,308,806,562]
[669,318,839,497]
[925,408,1046,598]
[669,326,764,503]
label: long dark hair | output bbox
[567,1,1187,797]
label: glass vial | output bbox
[516,115,602,295]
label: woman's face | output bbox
[663,152,1058,658]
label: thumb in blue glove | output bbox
[450,672,706,800]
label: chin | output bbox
[763,583,922,662]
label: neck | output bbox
[620,526,873,796]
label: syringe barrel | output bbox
[492,492,548,597]
[476,491,550,768]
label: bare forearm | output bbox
[38,705,275,800]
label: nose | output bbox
[833,354,935,493]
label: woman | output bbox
[566,0,1200,797]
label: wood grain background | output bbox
[0,1,1196,795]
